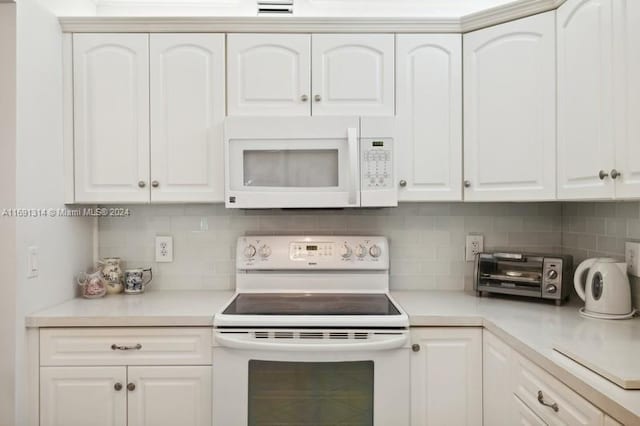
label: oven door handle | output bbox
[347,127,359,206]
[214,333,407,352]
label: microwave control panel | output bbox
[361,138,393,190]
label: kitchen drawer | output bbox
[40,328,211,366]
[512,353,604,426]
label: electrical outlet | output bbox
[625,242,640,277]
[155,236,173,262]
[27,246,39,278]
[465,234,484,262]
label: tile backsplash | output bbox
[99,203,562,291]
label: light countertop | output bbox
[27,289,640,424]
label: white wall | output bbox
[0,4,17,426]
[14,0,94,423]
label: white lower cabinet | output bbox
[410,328,482,426]
[40,366,127,426]
[39,328,212,426]
[483,330,514,426]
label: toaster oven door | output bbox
[476,253,543,297]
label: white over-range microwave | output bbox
[224,116,397,208]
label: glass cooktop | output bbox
[223,293,401,316]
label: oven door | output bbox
[224,116,360,208]
[212,329,410,426]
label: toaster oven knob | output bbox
[545,284,557,294]
[258,245,272,258]
[546,269,558,279]
[369,244,382,258]
[243,245,257,259]
[340,244,353,259]
[355,244,367,258]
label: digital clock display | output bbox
[372,141,384,147]
[306,245,318,251]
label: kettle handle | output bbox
[574,259,598,302]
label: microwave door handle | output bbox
[347,127,358,205]
[214,333,407,352]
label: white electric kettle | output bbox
[574,258,636,319]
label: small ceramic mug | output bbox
[124,268,153,294]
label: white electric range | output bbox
[212,235,410,426]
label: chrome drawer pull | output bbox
[537,390,559,412]
[111,343,142,351]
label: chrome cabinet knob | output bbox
[399,180,407,187]
[412,344,420,352]
[611,169,621,179]
[114,383,123,391]
[300,94,309,102]
[599,170,609,180]
[151,180,159,188]
[314,94,322,102]
[464,180,471,188]
[138,180,146,188]
[127,383,136,391]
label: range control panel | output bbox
[237,236,389,270]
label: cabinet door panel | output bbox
[396,34,462,201]
[484,331,515,426]
[410,328,482,426]
[73,34,150,203]
[40,366,126,426]
[127,366,212,426]
[557,0,615,199]
[227,34,311,116]
[613,0,640,198]
[312,34,394,116]
[150,34,225,202]
[464,12,556,201]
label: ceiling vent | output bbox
[258,0,293,15]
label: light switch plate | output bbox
[625,242,640,277]
[466,234,484,262]
[27,246,39,278]
[155,236,173,262]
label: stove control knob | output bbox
[355,244,367,258]
[258,245,272,258]
[369,244,382,258]
[340,244,353,259]
[546,269,558,280]
[243,245,256,259]
[545,284,557,294]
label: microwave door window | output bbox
[243,149,339,188]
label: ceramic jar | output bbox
[124,268,153,294]
[98,257,124,294]
[77,271,107,299]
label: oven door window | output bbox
[243,149,339,188]
[248,360,374,426]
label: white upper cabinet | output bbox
[557,0,615,199]
[150,34,225,202]
[396,34,462,201]
[73,34,150,203]
[311,34,394,116]
[613,0,640,199]
[227,34,311,116]
[464,11,556,201]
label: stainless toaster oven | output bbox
[474,252,573,305]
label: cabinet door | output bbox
[227,34,311,116]
[396,34,462,201]
[514,395,548,426]
[127,366,212,426]
[484,331,515,426]
[150,34,225,202]
[73,34,150,203]
[557,0,615,199]
[410,328,482,426]
[312,34,394,116]
[613,0,640,198]
[464,12,556,201]
[40,366,126,426]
